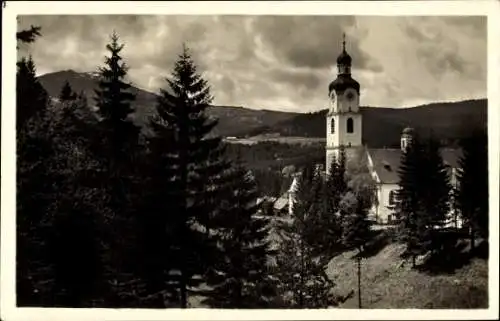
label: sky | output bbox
[17,15,487,113]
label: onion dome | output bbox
[337,33,352,66]
[328,75,360,94]
[337,49,352,66]
[402,126,415,135]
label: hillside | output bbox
[37,70,298,137]
[327,237,488,309]
[243,100,487,148]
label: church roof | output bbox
[328,74,360,94]
[367,148,462,184]
[337,49,352,65]
[402,126,415,135]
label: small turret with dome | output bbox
[401,126,415,152]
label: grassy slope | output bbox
[327,242,488,309]
[188,224,488,309]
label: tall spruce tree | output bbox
[315,154,347,255]
[395,133,428,266]
[202,160,276,308]
[146,44,231,308]
[134,124,179,307]
[457,129,488,249]
[92,31,140,306]
[16,55,48,128]
[274,164,338,308]
[421,136,451,252]
[16,30,56,305]
[320,148,349,255]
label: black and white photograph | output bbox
[2,1,499,320]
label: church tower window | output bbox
[331,118,335,134]
[347,117,354,133]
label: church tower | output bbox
[326,34,362,175]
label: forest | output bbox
[16,26,489,309]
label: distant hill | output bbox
[37,70,298,137]
[38,70,487,147]
[242,99,487,148]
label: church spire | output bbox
[336,32,352,74]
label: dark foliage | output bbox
[17,25,42,45]
[202,161,276,308]
[273,164,338,308]
[457,129,488,249]
[17,56,49,129]
[144,44,232,308]
[59,81,77,101]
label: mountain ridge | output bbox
[37,70,487,147]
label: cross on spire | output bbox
[342,32,346,51]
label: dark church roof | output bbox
[402,126,415,135]
[367,148,462,184]
[337,49,352,65]
[328,74,360,94]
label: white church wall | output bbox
[376,183,399,224]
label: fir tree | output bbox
[274,164,338,308]
[146,44,231,308]
[16,36,54,304]
[94,32,139,153]
[59,80,77,101]
[319,148,348,255]
[457,129,488,249]
[395,134,428,266]
[17,24,42,46]
[92,31,141,306]
[420,135,451,252]
[17,55,48,128]
[202,160,276,308]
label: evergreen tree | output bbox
[17,24,41,47]
[420,136,451,252]
[59,80,77,101]
[319,149,348,255]
[16,34,54,305]
[395,134,428,266]
[134,130,179,307]
[457,129,488,249]
[16,55,48,128]
[202,161,276,308]
[274,164,338,308]
[92,31,141,306]
[94,32,139,153]
[145,44,231,308]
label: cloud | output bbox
[17,15,486,112]
[250,16,379,72]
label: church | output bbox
[276,35,462,227]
